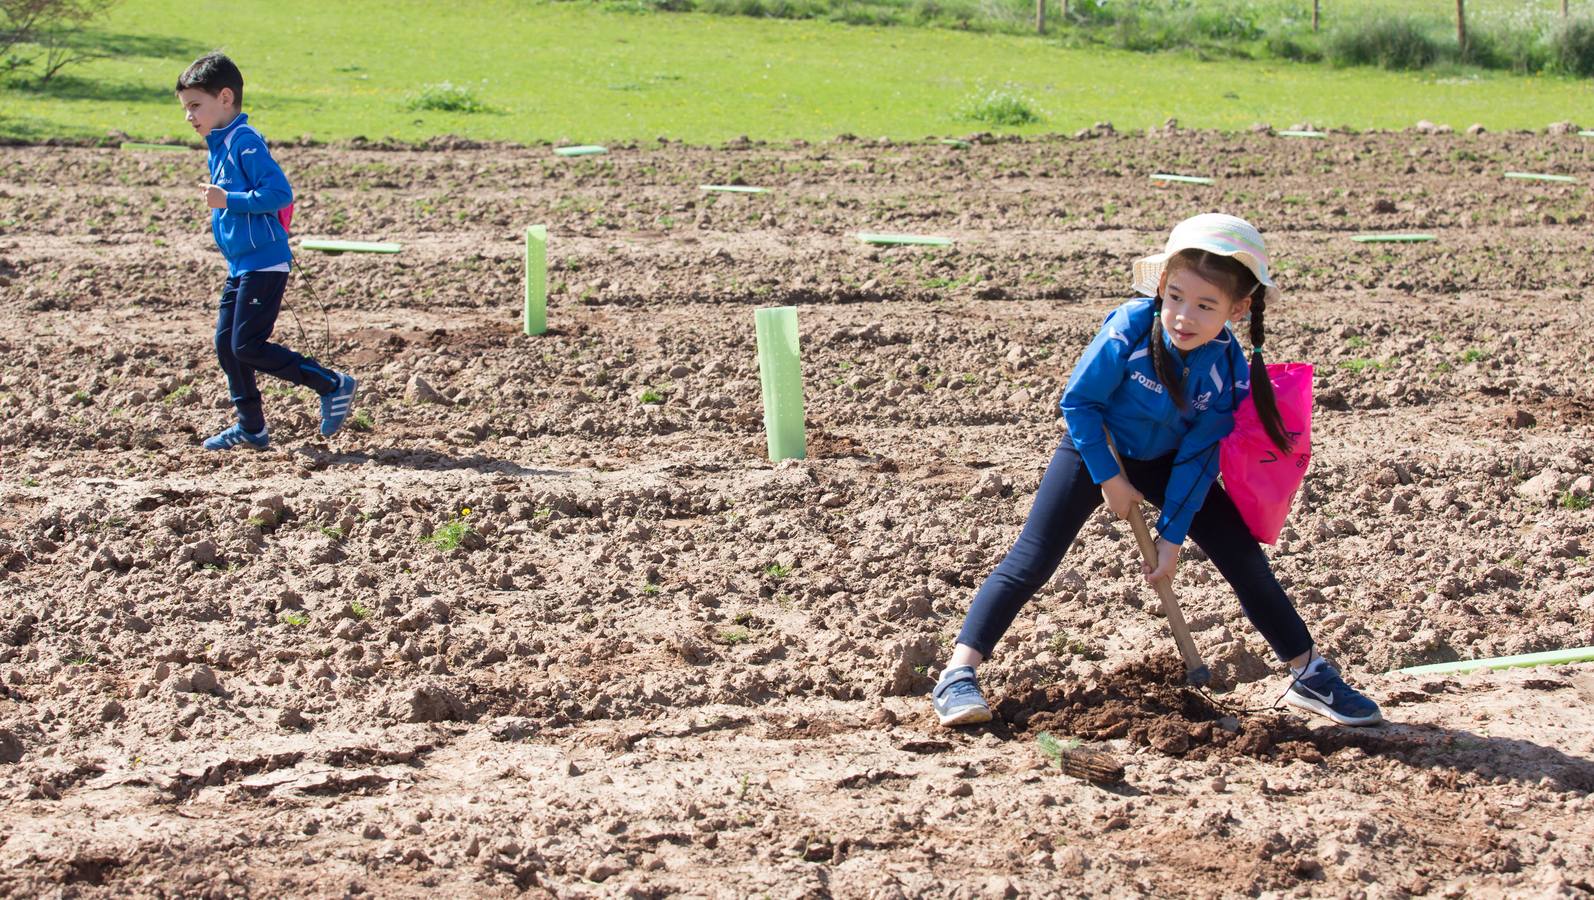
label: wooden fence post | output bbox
[1312,0,1319,32]
[1456,0,1467,55]
[1035,0,1044,34]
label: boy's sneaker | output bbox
[319,373,357,437]
[1284,659,1382,726]
[932,665,993,727]
[202,424,270,451]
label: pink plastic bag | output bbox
[1220,363,1312,545]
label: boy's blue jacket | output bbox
[1060,297,1250,546]
[204,113,293,275]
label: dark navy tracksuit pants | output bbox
[215,270,337,433]
[956,440,1313,663]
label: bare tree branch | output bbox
[1,0,119,82]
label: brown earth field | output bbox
[1,128,1592,898]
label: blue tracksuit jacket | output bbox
[204,113,293,275]
[1060,297,1250,545]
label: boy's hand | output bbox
[1101,474,1144,522]
[202,183,227,209]
[1143,538,1180,585]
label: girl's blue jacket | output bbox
[204,113,293,275]
[1060,297,1251,546]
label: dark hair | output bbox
[176,52,243,107]
[1154,248,1292,453]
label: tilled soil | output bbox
[1,129,1592,897]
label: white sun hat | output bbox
[1131,213,1282,306]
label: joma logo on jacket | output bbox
[1059,297,1250,545]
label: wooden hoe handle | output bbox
[1104,430,1212,687]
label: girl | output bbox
[931,214,1380,728]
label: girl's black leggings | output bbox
[956,440,1313,663]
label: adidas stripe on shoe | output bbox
[202,424,270,451]
[319,373,358,437]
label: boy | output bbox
[175,52,356,450]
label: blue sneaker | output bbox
[202,424,270,451]
[932,666,992,727]
[319,373,357,437]
[1284,658,1382,726]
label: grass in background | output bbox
[617,0,1594,76]
[1,0,1591,145]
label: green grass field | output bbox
[627,0,1592,41]
[2,0,1591,145]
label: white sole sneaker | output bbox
[1284,690,1383,727]
[937,705,994,727]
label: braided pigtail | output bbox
[1247,288,1293,453]
[1150,294,1188,410]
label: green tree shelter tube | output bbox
[525,225,547,336]
[121,142,191,152]
[1504,171,1578,183]
[300,240,402,254]
[1396,647,1594,676]
[755,306,806,462]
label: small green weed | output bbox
[350,601,373,619]
[1559,491,1592,511]
[764,563,792,579]
[959,85,1041,127]
[1340,358,1384,373]
[404,81,491,113]
[1048,633,1104,660]
[279,610,310,627]
[162,384,194,404]
[349,409,375,432]
[639,388,664,404]
[319,525,344,540]
[1345,335,1368,349]
[1035,731,1081,766]
[23,476,39,487]
[423,517,472,552]
[643,582,661,595]
[716,626,750,645]
[1461,348,1489,363]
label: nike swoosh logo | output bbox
[1297,684,1334,705]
